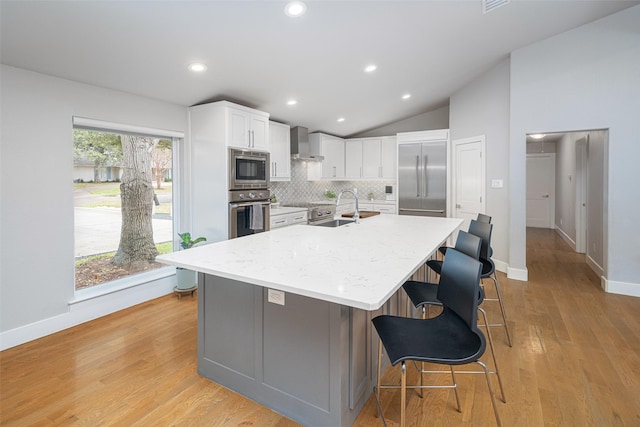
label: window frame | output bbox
[72,117,184,300]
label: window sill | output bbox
[69,266,176,305]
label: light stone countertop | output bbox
[157,215,463,311]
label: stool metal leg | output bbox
[491,273,512,347]
[400,362,406,427]
[449,365,461,412]
[477,360,502,427]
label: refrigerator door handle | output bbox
[424,155,428,197]
[416,155,420,197]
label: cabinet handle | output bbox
[333,166,336,177]
[275,219,286,224]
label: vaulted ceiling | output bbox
[1,1,636,136]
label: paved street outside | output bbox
[74,183,174,258]
[74,207,173,257]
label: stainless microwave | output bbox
[228,148,270,189]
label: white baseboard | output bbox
[601,277,640,297]
[555,227,576,250]
[507,266,528,281]
[493,258,508,274]
[0,276,176,351]
[585,255,604,277]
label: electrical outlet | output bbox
[560,218,563,226]
[268,289,285,305]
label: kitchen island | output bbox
[157,215,462,426]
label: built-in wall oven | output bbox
[228,148,271,239]
[229,148,269,189]
[229,189,271,239]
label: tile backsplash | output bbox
[271,161,395,204]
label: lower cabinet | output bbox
[359,202,397,214]
[270,209,308,229]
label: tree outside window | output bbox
[73,129,176,289]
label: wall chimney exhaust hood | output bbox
[290,126,323,161]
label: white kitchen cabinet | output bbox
[362,139,382,178]
[345,139,363,178]
[270,209,307,229]
[269,121,291,181]
[380,137,397,179]
[309,133,345,180]
[357,201,396,214]
[344,136,397,180]
[227,105,269,150]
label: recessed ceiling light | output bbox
[188,63,207,72]
[530,134,546,139]
[364,64,377,73]
[285,1,307,17]
[287,100,298,106]
[337,117,345,122]
[402,93,412,100]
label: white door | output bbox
[526,154,555,228]
[452,136,486,232]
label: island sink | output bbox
[313,219,355,228]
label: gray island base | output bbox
[157,216,464,426]
[199,273,405,427]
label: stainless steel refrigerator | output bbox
[398,141,447,217]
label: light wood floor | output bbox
[2,228,639,426]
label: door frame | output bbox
[575,136,588,253]
[451,135,486,222]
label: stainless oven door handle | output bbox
[230,201,271,208]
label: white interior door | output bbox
[526,154,556,228]
[452,136,486,233]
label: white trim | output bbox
[73,116,184,139]
[507,266,528,281]
[555,227,576,251]
[586,255,604,278]
[601,277,640,297]
[71,267,175,304]
[0,275,177,351]
[493,258,508,274]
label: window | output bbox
[72,118,181,290]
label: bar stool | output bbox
[372,249,502,427]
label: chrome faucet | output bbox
[336,189,359,223]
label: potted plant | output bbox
[175,232,206,290]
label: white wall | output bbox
[349,105,449,138]
[449,58,512,276]
[510,6,640,294]
[0,65,188,346]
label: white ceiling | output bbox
[1,1,636,137]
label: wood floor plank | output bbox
[2,228,639,426]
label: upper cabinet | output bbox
[269,121,291,181]
[345,139,363,178]
[309,133,345,179]
[227,105,270,150]
[345,136,397,180]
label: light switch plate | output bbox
[268,289,285,305]
[491,179,504,188]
